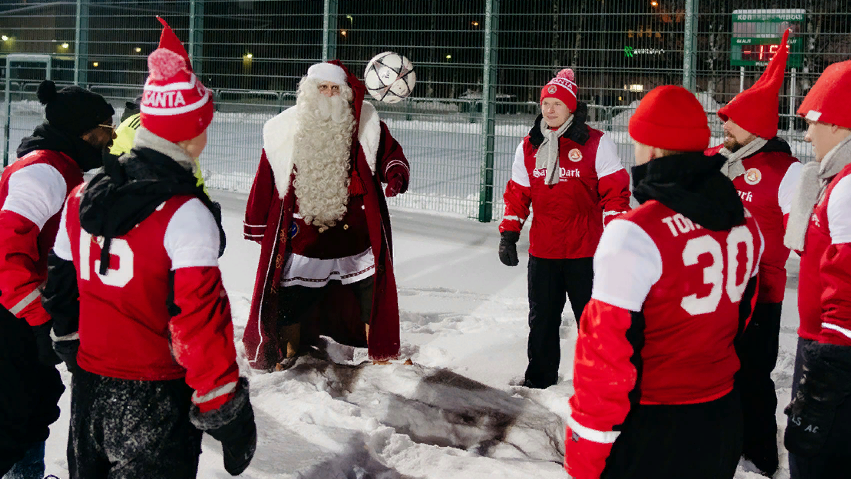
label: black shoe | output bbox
[743,451,779,478]
[521,378,555,389]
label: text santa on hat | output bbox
[717,28,791,139]
[140,17,214,143]
[541,68,579,112]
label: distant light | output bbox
[61,42,69,49]
[346,15,354,22]
[92,62,99,67]
[472,21,479,26]
[446,54,452,60]
[618,96,623,101]
[244,53,253,59]
[1,35,8,42]
[651,0,658,6]
[135,47,142,53]
[341,30,347,37]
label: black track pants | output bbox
[524,255,593,388]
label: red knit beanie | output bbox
[798,60,851,129]
[629,85,711,152]
[540,69,578,112]
[140,17,214,143]
[717,29,790,139]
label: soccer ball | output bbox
[364,52,416,104]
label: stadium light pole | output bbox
[322,0,338,61]
[74,0,89,86]
[189,0,204,76]
[683,0,698,91]
[478,0,499,223]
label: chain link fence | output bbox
[2,1,849,221]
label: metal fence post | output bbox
[189,0,204,75]
[478,0,499,223]
[683,0,698,92]
[74,0,89,86]
[322,0,338,61]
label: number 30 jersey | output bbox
[52,184,239,412]
[568,199,763,452]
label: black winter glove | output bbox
[31,321,61,367]
[190,378,257,476]
[499,231,520,267]
[53,338,80,373]
[784,342,851,457]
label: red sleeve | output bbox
[566,298,640,479]
[244,150,275,243]
[0,210,50,326]
[819,243,851,346]
[499,180,532,234]
[598,169,632,226]
[376,121,409,191]
[168,266,240,413]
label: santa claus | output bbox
[243,61,409,370]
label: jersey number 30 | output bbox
[681,226,755,315]
[79,230,134,288]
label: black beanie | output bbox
[37,80,115,137]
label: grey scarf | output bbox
[134,127,198,174]
[718,137,768,179]
[535,116,573,186]
[784,134,851,251]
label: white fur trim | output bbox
[263,101,380,198]
[307,63,348,86]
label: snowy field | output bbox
[36,190,802,479]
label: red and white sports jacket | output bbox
[566,202,763,478]
[499,124,630,259]
[53,185,239,412]
[0,150,83,326]
[797,163,851,347]
[707,144,802,303]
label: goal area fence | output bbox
[2,1,849,222]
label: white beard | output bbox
[292,77,356,232]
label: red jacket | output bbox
[53,185,238,412]
[707,142,802,303]
[567,202,763,478]
[798,163,851,346]
[242,101,408,368]
[0,150,83,325]
[499,116,630,259]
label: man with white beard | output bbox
[243,61,410,370]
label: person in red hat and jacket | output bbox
[498,68,631,389]
[565,85,763,479]
[242,60,409,370]
[704,28,802,476]
[783,59,851,479]
[42,18,256,478]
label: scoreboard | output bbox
[730,9,804,68]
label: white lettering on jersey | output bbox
[661,213,703,237]
[738,190,753,203]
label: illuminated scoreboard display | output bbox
[730,9,804,68]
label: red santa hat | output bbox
[307,62,348,86]
[540,69,578,112]
[797,60,851,129]
[717,29,790,139]
[629,85,711,152]
[140,17,214,143]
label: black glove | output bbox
[499,231,520,266]
[31,321,61,367]
[784,342,851,457]
[53,338,80,373]
[190,378,257,476]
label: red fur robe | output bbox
[242,63,409,369]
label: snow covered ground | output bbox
[39,190,801,478]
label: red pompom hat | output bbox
[540,69,578,112]
[797,59,851,129]
[629,85,711,152]
[140,17,214,143]
[717,29,790,139]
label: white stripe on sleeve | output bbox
[164,198,220,270]
[567,416,621,444]
[591,219,662,312]
[52,199,74,261]
[510,141,530,188]
[778,162,802,215]
[827,175,851,245]
[1,163,67,230]
[595,133,626,179]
